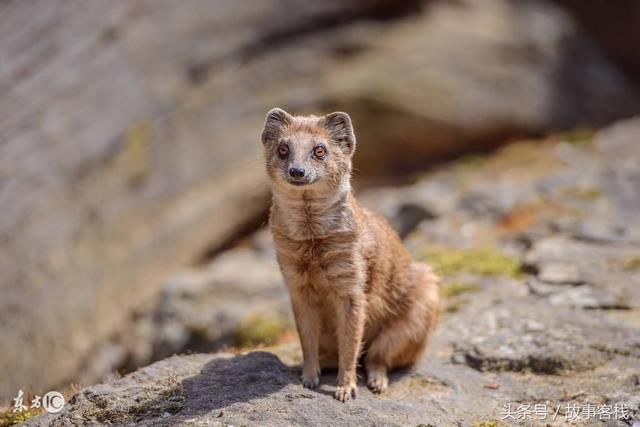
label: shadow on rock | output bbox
[180,351,296,415]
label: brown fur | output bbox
[261,108,440,402]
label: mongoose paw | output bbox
[334,383,357,402]
[301,373,320,389]
[366,373,389,394]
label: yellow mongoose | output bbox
[261,108,440,402]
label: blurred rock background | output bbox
[1,0,640,404]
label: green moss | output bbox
[565,186,602,200]
[0,408,40,427]
[561,128,595,146]
[443,297,470,314]
[455,153,487,171]
[442,282,480,298]
[423,247,522,278]
[86,382,186,424]
[623,256,640,271]
[234,313,288,348]
[136,390,185,419]
[111,121,150,186]
[577,187,601,200]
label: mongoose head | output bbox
[261,108,356,196]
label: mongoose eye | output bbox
[277,143,289,158]
[313,145,326,159]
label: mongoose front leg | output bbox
[290,289,321,389]
[333,291,365,402]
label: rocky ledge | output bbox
[29,118,640,426]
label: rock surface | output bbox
[28,117,640,425]
[323,0,640,176]
[3,0,640,406]
[0,0,434,399]
[128,243,292,367]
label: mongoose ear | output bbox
[261,107,292,145]
[322,112,356,156]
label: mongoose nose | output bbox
[289,167,306,178]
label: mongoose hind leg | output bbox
[365,262,439,393]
